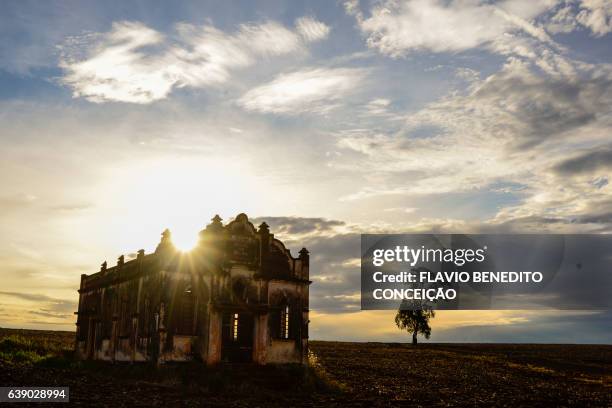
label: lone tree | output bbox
[395,302,435,345]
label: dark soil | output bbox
[0,328,610,407]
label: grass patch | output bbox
[307,350,351,393]
[58,359,348,399]
[506,361,556,376]
[0,332,346,398]
[0,334,73,366]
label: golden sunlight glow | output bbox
[308,310,590,342]
[94,156,276,254]
[172,229,199,252]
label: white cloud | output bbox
[333,55,612,230]
[383,207,418,213]
[364,98,392,115]
[547,4,579,33]
[238,67,366,115]
[576,0,612,36]
[60,22,173,104]
[455,67,480,82]
[295,16,331,42]
[345,0,556,57]
[237,21,303,56]
[60,18,327,104]
[547,1,612,36]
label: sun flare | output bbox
[171,227,199,252]
[91,156,277,254]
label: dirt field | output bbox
[0,328,610,407]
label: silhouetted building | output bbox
[75,213,310,364]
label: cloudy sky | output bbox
[1,0,611,343]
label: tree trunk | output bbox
[412,331,417,345]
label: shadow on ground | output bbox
[0,328,610,407]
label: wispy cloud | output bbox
[553,146,612,176]
[237,67,367,114]
[295,16,331,42]
[332,52,612,232]
[59,17,330,104]
[251,216,346,240]
[344,0,555,57]
[0,193,38,213]
[547,0,612,36]
[3,0,612,340]
[0,291,77,315]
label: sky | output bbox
[0,0,611,343]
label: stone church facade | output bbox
[75,214,310,365]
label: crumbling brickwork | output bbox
[75,214,310,365]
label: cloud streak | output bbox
[548,0,612,36]
[2,0,612,341]
[238,67,367,114]
[60,17,330,104]
[295,16,331,42]
[345,0,556,57]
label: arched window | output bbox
[232,279,247,302]
[232,313,239,341]
[280,304,290,339]
[176,285,195,335]
[140,297,150,337]
[119,296,130,337]
[101,289,113,338]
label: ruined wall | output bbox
[75,213,311,365]
[266,279,309,364]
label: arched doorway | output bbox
[221,311,254,362]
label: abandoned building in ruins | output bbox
[75,213,310,365]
